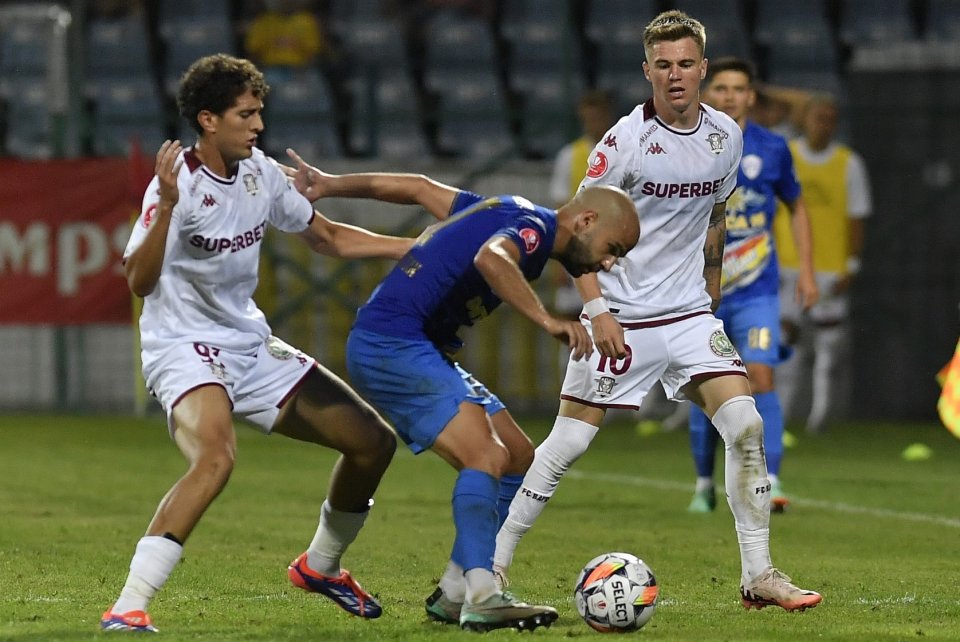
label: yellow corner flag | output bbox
[937,337,960,438]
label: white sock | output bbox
[493,416,598,570]
[306,500,369,577]
[112,536,183,614]
[464,568,498,604]
[695,476,714,492]
[439,560,465,602]
[711,395,773,583]
[767,472,779,485]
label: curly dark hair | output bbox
[176,54,270,134]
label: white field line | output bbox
[565,469,960,529]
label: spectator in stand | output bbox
[243,0,354,153]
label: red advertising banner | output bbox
[0,157,147,324]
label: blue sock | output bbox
[497,474,524,530]
[755,391,783,476]
[451,469,499,571]
[689,404,719,478]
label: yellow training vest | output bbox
[568,137,594,198]
[774,142,852,274]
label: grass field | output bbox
[1,412,958,641]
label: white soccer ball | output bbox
[573,552,659,632]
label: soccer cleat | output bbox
[687,486,717,513]
[740,568,822,612]
[425,586,463,624]
[288,552,382,618]
[492,564,510,590]
[100,608,158,633]
[770,480,790,513]
[459,591,558,632]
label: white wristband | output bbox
[846,255,862,276]
[583,297,609,319]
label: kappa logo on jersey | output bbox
[519,227,541,253]
[242,173,259,195]
[706,132,725,154]
[603,134,618,150]
[645,142,666,155]
[201,194,217,208]
[142,204,157,228]
[586,151,608,178]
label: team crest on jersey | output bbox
[242,173,260,195]
[586,151,608,178]
[596,375,617,396]
[142,204,157,228]
[265,336,295,360]
[519,228,541,253]
[741,154,763,180]
[709,330,737,357]
[706,133,725,154]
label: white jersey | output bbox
[580,100,743,322]
[125,147,313,354]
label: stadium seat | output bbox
[85,15,153,93]
[160,17,235,92]
[160,0,229,21]
[0,19,49,77]
[262,70,340,159]
[839,0,917,46]
[925,0,960,41]
[423,11,498,89]
[519,74,583,159]
[2,78,53,158]
[754,0,832,46]
[90,78,167,157]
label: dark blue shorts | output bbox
[346,329,505,454]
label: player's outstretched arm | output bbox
[124,140,182,297]
[786,195,819,309]
[299,211,414,260]
[475,238,593,361]
[283,148,457,220]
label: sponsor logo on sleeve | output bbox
[519,227,541,253]
[142,204,157,228]
[586,151,608,178]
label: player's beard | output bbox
[559,234,596,277]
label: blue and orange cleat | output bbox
[100,607,158,633]
[287,552,382,618]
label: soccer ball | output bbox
[574,552,658,632]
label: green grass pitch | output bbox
[1,413,958,640]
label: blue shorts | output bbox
[346,329,505,454]
[715,294,784,366]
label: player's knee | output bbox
[508,437,535,475]
[191,442,236,485]
[711,395,763,447]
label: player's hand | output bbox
[155,139,182,208]
[283,148,331,201]
[834,274,853,294]
[545,317,594,361]
[796,272,819,310]
[590,312,627,359]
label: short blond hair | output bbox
[643,10,707,59]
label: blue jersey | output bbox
[721,121,801,302]
[353,190,558,351]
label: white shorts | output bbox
[780,268,849,325]
[560,312,747,410]
[143,336,316,436]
